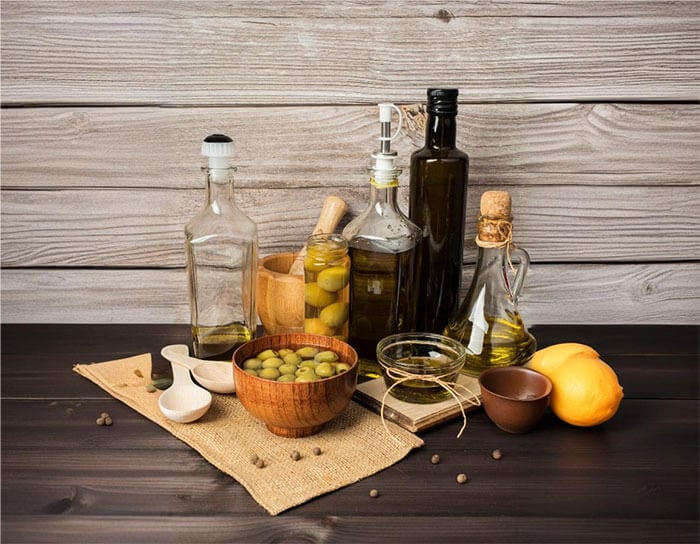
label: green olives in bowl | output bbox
[233,333,358,438]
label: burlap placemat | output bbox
[73,353,423,515]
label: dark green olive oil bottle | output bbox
[409,88,469,333]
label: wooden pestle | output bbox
[288,196,348,276]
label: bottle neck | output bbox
[368,177,400,214]
[425,112,457,149]
[204,167,235,206]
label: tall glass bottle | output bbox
[185,134,258,361]
[409,88,469,333]
[343,104,422,378]
[444,190,536,376]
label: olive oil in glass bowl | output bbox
[376,333,467,404]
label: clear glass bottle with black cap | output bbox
[409,88,469,333]
[343,104,422,378]
[185,134,258,361]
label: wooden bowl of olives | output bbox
[233,333,359,438]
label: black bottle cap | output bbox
[427,88,459,114]
[203,134,233,143]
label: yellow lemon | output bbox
[526,342,599,375]
[547,354,624,427]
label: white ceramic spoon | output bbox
[161,344,236,394]
[158,361,212,423]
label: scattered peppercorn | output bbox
[134,369,144,378]
[250,454,259,465]
[145,383,156,393]
[290,450,301,461]
[456,473,468,484]
[369,489,379,498]
[255,458,265,469]
[312,447,322,456]
[491,448,503,460]
[96,411,112,426]
[431,454,441,465]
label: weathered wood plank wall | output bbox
[1,1,699,324]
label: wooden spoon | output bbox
[288,196,347,276]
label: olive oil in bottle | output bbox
[347,246,418,371]
[185,134,258,361]
[409,88,469,334]
[343,104,422,378]
[444,191,536,375]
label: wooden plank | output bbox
[4,1,699,19]
[1,263,697,324]
[2,104,698,190]
[3,324,697,399]
[1,398,697,518]
[2,5,698,104]
[1,184,698,267]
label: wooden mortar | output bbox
[257,196,347,334]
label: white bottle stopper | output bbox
[201,134,235,169]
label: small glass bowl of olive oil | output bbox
[376,333,467,404]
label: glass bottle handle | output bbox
[509,246,530,302]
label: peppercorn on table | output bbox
[2,324,698,543]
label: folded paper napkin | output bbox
[73,353,423,515]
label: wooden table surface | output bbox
[2,324,698,543]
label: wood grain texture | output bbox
[2,263,697,324]
[1,323,697,544]
[2,184,698,267]
[4,1,700,18]
[2,3,698,104]
[2,104,698,189]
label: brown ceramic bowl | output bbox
[257,253,305,335]
[478,366,552,433]
[233,333,358,438]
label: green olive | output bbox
[258,367,281,380]
[295,372,320,382]
[296,346,319,359]
[277,374,297,383]
[278,348,294,357]
[315,362,335,378]
[244,369,258,376]
[295,365,316,377]
[299,360,318,369]
[282,353,302,366]
[243,358,262,370]
[319,302,349,328]
[278,363,298,375]
[305,283,338,308]
[261,357,284,369]
[316,266,350,292]
[256,349,279,361]
[335,362,351,373]
[314,350,339,363]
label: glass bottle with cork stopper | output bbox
[444,190,536,376]
[185,134,258,361]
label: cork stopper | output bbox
[480,191,512,220]
[477,190,513,244]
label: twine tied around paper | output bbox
[475,216,517,273]
[379,366,481,442]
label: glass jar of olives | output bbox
[304,234,350,339]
